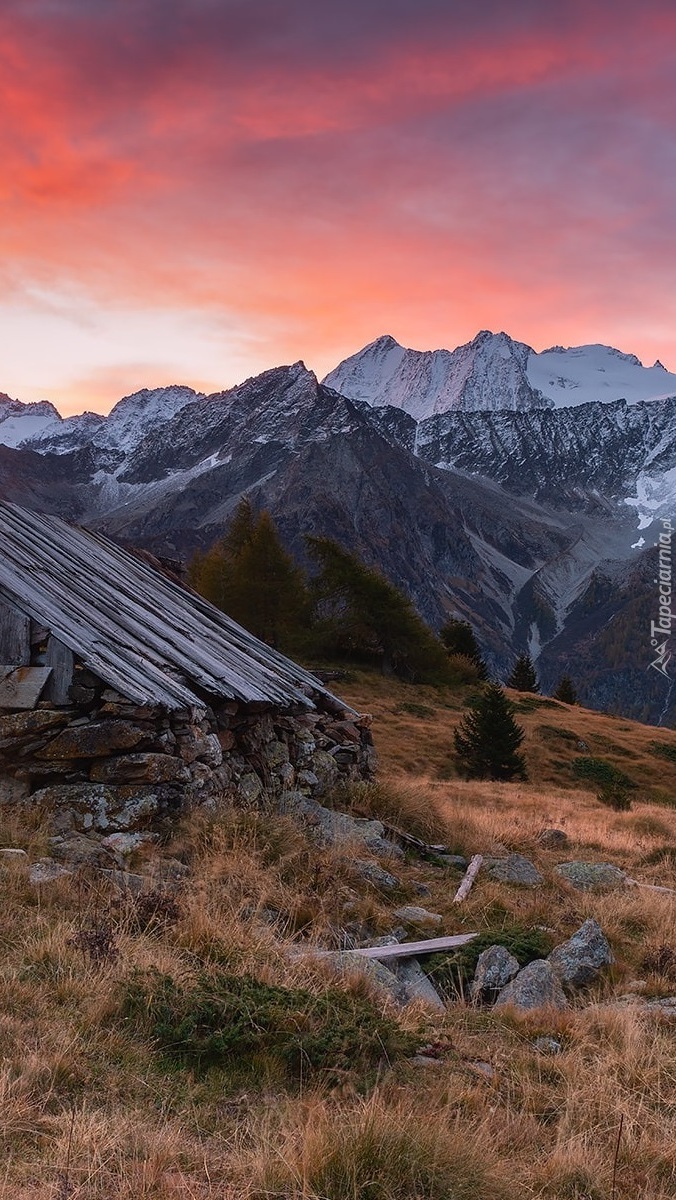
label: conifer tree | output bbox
[454,684,528,781]
[306,535,450,683]
[231,511,308,648]
[553,674,578,705]
[507,653,540,693]
[188,501,308,650]
[439,618,488,679]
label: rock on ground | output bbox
[29,858,73,885]
[555,862,627,891]
[548,918,613,987]
[278,792,403,858]
[390,958,446,1010]
[485,853,543,887]
[393,905,443,928]
[495,959,568,1011]
[471,944,520,1001]
[353,859,400,890]
[331,951,444,1009]
[536,828,570,849]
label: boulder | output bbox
[0,709,68,748]
[29,858,73,885]
[307,749,339,792]
[278,792,403,858]
[177,727,223,767]
[548,919,613,987]
[471,944,520,1001]
[393,905,443,928]
[331,951,443,1008]
[485,853,543,887]
[390,958,445,1009]
[29,782,162,834]
[48,834,110,866]
[437,854,469,870]
[555,861,627,891]
[353,859,400,890]
[495,960,568,1011]
[101,831,157,861]
[536,828,570,849]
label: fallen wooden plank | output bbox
[625,877,676,896]
[379,821,451,859]
[453,854,483,903]
[344,933,477,961]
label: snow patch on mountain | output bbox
[624,466,676,530]
[529,344,676,408]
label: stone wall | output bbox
[0,661,375,850]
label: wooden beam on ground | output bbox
[344,933,477,961]
[625,877,676,896]
[453,854,483,903]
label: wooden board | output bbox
[44,636,74,705]
[344,933,477,961]
[0,666,52,710]
[0,602,30,666]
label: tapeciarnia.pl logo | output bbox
[649,517,673,679]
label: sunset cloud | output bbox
[2,0,676,412]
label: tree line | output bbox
[188,499,455,684]
[189,499,581,781]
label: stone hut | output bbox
[0,503,373,854]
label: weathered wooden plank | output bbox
[344,933,477,961]
[453,855,483,904]
[0,601,30,665]
[44,636,75,705]
[0,666,52,710]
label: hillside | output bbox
[1,678,676,1197]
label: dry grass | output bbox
[340,670,676,802]
[2,676,676,1197]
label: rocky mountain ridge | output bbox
[1,342,676,724]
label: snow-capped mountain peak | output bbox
[0,393,63,448]
[325,332,676,417]
[323,329,549,418]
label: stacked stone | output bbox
[0,662,375,843]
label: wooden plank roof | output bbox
[0,503,351,714]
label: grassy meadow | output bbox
[2,673,676,1197]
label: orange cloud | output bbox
[0,1,675,410]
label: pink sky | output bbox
[2,0,676,414]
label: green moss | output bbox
[120,968,415,1081]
